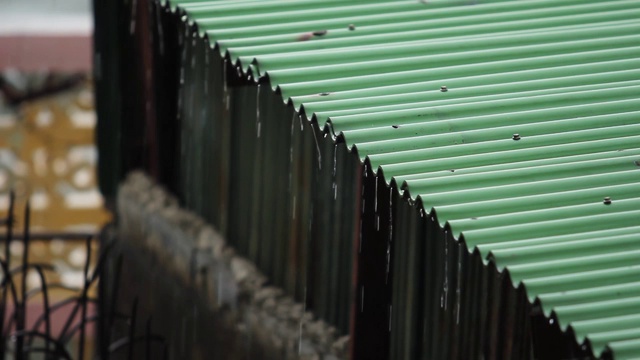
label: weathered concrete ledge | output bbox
[115,171,348,359]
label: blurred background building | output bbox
[1,2,105,357]
[0,0,108,234]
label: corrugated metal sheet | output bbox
[109,0,640,358]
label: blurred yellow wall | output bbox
[0,80,111,232]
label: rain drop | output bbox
[441,231,449,310]
[359,218,363,252]
[374,175,378,213]
[292,196,297,220]
[455,244,462,324]
[332,144,337,177]
[256,85,261,138]
[332,144,338,200]
[298,286,307,355]
[310,125,322,170]
[129,0,137,34]
[388,187,393,242]
[204,50,209,95]
[290,113,295,163]
[155,5,165,55]
[385,241,391,284]
[223,59,228,93]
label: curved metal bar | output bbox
[24,265,52,355]
[0,191,14,356]
[25,283,82,300]
[60,315,99,344]
[29,297,98,336]
[17,202,31,360]
[77,236,93,360]
[0,259,21,337]
[89,239,116,284]
[10,330,73,360]
[6,263,55,277]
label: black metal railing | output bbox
[1,192,167,359]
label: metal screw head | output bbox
[512,133,521,141]
[348,24,356,31]
[440,86,448,92]
[603,196,612,205]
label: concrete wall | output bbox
[110,171,348,359]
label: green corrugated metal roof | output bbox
[167,0,639,357]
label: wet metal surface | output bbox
[95,0,640,358]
